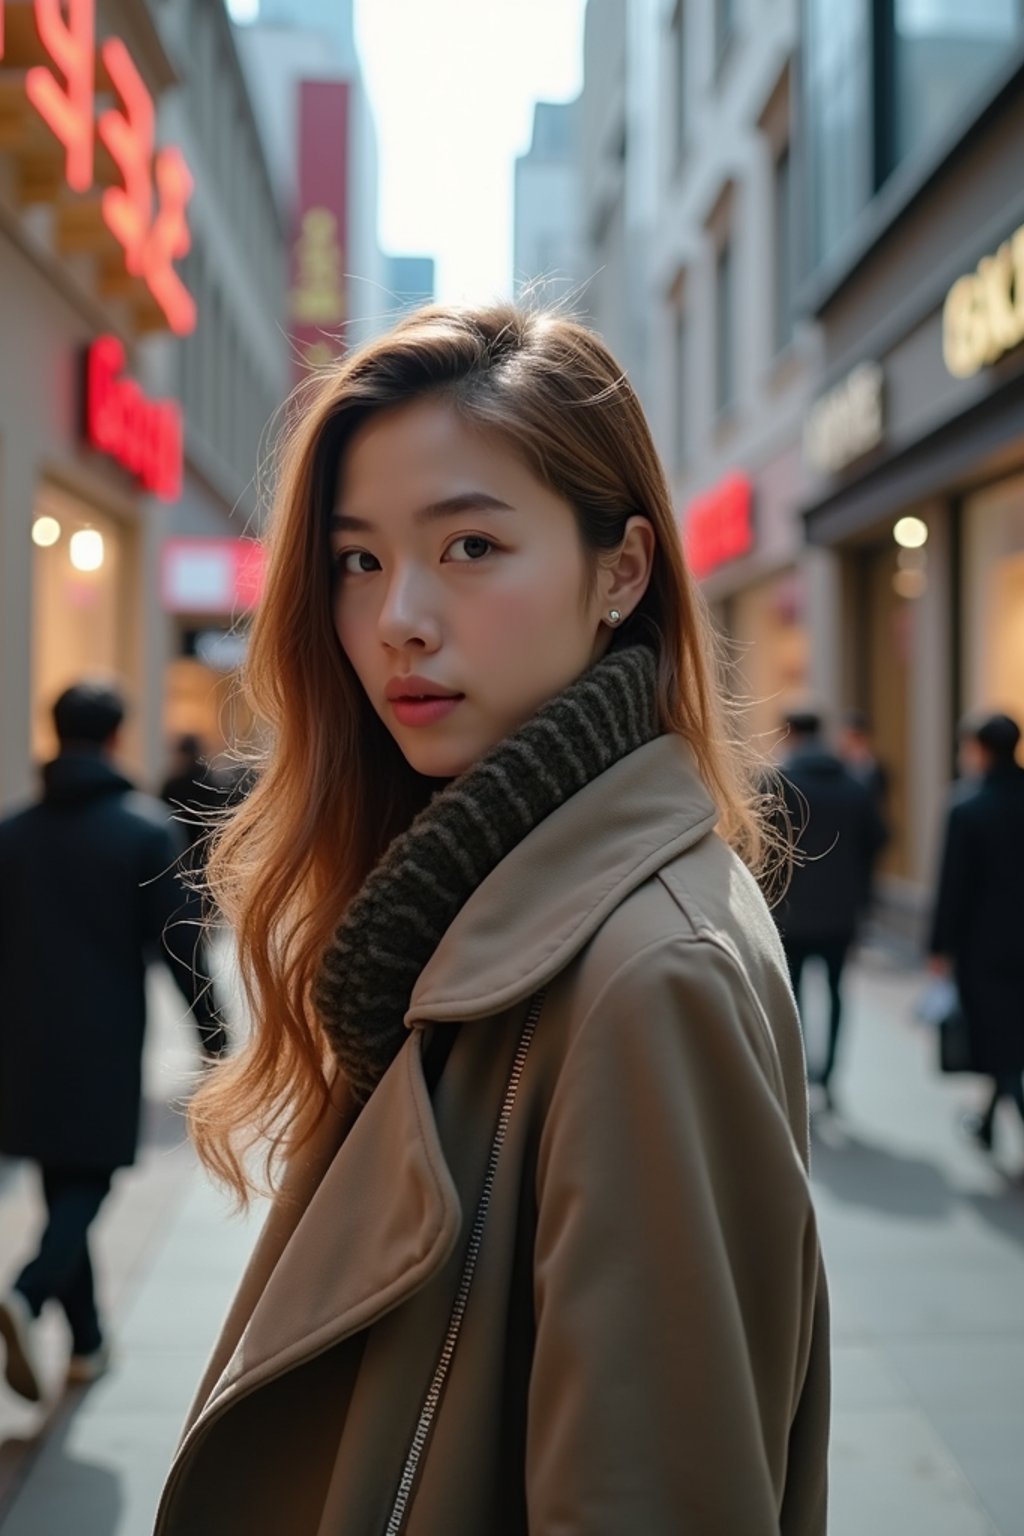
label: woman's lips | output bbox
[389,695,464,727]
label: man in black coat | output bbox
[929,711,1024,1152]
[0,681,216,1402]
[777,710,888,1109]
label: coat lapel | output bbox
[182,1031,461,1443]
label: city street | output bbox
[0,947,1022,1534]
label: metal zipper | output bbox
[384,988,545,1536]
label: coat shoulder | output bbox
[559,832,803,1121]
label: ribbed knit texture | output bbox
[314,643,661,1104]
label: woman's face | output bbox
[331,398,632,778]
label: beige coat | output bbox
[155,735,829,1535]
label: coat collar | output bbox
[408,733,718,1024]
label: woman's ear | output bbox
[599,516,656,623]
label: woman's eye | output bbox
[336,549,380,576]
[445,535,495,563]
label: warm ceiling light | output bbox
[894,515,928,549]
[31,515,62,548]
[69,528,105,572]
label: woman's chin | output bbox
[393,734,490,781]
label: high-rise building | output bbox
[513,101,585,309]
[234,3,386,353]
[383,256,437,315]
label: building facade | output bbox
[0,0,289,806]
[798,3,1024,927]
[638,0,822,747]
[513,100,585,308]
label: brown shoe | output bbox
[0,1291,43,1402]
[66,1342,112,1386]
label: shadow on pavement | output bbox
[810,1115,954,1219]
[140,1094,190,1154]
[961,1184,1024,1253]
[0,1383,124,1534]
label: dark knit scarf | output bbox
[314,642,661,1104]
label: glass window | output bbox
[804,0,872,266]
[894,0,1023,162]
[715,239,734,416]
[671,0,686,168]
[714,0,735,67]
[674,305,687,471]
[773,144,794,352]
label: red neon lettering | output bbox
[85,336,183,501]
[86,332,123,456]
[97,37,153,276]
[143,147,196,335]
[25,0,95,192]
[684,472,754,579]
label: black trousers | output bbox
[15,1165,114,1355]
[783,934,853,1088]
[163,917,230,1059]
[983,1072,1024,1126]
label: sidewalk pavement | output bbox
[0,946,1022,1534]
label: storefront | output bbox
[160,534,265,760]
[685,452,811,749]
[0,2,194,805]
[800,95,1024,922]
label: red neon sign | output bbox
[85,335,183,501]
[25,0,94,191]
[684,471,755,579]
[0,0,195,335]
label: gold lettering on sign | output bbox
[943,224,1024,378]
[289,207,345,325]
[804,361,885,477]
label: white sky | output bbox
[353,0,586,301]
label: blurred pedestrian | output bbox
[928,711,1024,1152]
[160,733,231,1060]
[154,305,829,1534]
[837,707,889,818]
[777,709,888,1109]
[0,681,215,1403]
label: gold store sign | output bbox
[943,223,1024,379]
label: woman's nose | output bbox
[377,569,441,652]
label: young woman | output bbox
[155,305,829,1535]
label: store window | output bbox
[804,0,872,267]
[31,489,129,766]
[963,472,1024,733]
[728,571,809,748]
[894,0,1022,163]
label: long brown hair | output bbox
[191,303,779,1200]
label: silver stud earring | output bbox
[607,608,622,625]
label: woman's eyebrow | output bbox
[330,492,516,533]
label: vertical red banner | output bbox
[289,79,349,387]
